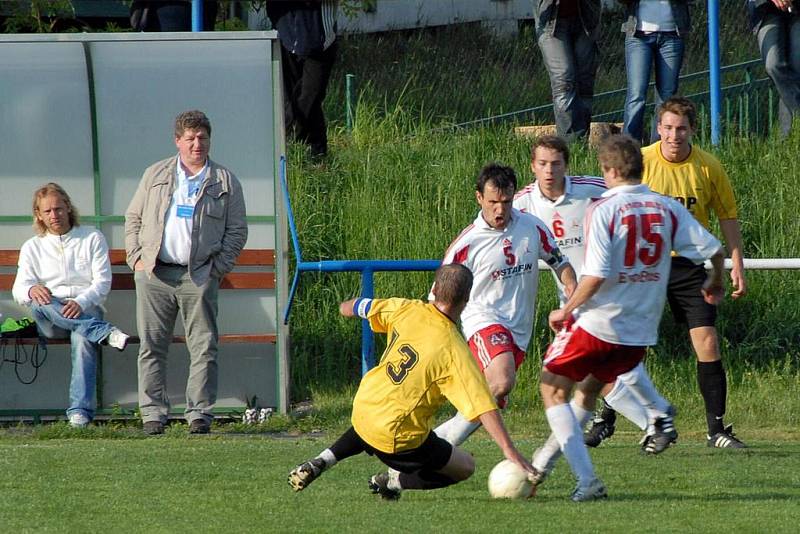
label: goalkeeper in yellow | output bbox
[288,264,535,499]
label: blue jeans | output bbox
[756,11,800,135]
[623,31,685,143]
[31,299,115,419]
[537,17,599,141]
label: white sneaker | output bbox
[571,478,608,502]
[106,328,130,351]
[69,413,90,428]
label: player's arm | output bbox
[339,298,373,318]
[554,263,577,299]
[702,248,726,305]
[478,409,535,475]
[719,218,746,299]
[548,275,605,332]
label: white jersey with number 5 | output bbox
[436,209,568,351]
[514,176,606,301]
[576,184,722,346]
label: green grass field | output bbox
[3,14,799,533]
[2,425,799,532]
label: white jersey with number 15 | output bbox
[576,184,722,347]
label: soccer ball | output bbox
[487,460,534,499]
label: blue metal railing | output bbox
[279,157,439,375]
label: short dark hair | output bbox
[433,264,473,308]
[175,110,212,138]
[657,96,697,130]
[32,182,79,236]
[597,135,643,182]
[531,135,570,166]
[476,163,517,194]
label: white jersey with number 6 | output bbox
[576,184,722,346]
[514,176,606,302]
[435,209,568,351]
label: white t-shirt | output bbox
[159,158,208,265]
[514,175,606,302]
[575,184,721,346]
[435,208,568,350]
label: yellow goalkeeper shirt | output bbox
[642,141,738,230]
[351,298,498,454]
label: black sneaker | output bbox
[707,424,747,449]
[584,416,616,448]
[368,472,401,500]
[643,413,678,454]
[288,458,326,492]
[143,421,164,435]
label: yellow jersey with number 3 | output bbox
[642,141,738,229]
[351,298,498,454]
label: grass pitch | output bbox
[1,425,798,533]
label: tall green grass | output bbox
[286,18,800,431]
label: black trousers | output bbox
[280,42,338,156]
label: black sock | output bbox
[329,427,366,461]
[398,469,459,491]
[697,360,727,435]
[599,399,617,424]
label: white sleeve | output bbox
[12,241,37,306]
[669,201,723,264]
[580,205,612,279]
[72,232,112,310]
[430,233,472,300]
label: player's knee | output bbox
[489,375,516,400]
[445,448,476,481]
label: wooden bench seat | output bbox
[0,248,276,344]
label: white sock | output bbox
[604,376,648,431]
[545,403,596,487]
[534,400,592,473]
[387,469,402,491]
[317,449,337,469]
[434,412,481,446]
[616,363,671,423]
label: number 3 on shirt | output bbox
[387,344,419,384]
[621,213,664,268]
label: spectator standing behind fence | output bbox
[267,1,338,158]
[748,0,800,136]
[621,0,691,143]
[125,110,247,436]
[129,0,217,31]
[12,184,130,428]
[533,0,602,142]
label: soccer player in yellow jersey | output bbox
[585,96,748,449]
[288,264,535,499]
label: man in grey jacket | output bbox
[533,0,602,141]
[125,110,247,435]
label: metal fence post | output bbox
[708,0,722,145]
[191,0,203,31]
[346,74,355,132]
[360,268,375,375]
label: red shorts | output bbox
[468,324,526,373]
[543,324,645,384]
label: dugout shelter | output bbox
[0,32,290,419]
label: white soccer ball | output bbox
[488,459,534,499]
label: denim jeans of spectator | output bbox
[31,299,115,420]
[623,31,685,143]
[756,11,800,136]
[537,17,599,141]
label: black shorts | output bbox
[667,256,717,329]
[364,431,453,474]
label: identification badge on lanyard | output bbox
[176,204,194,219]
